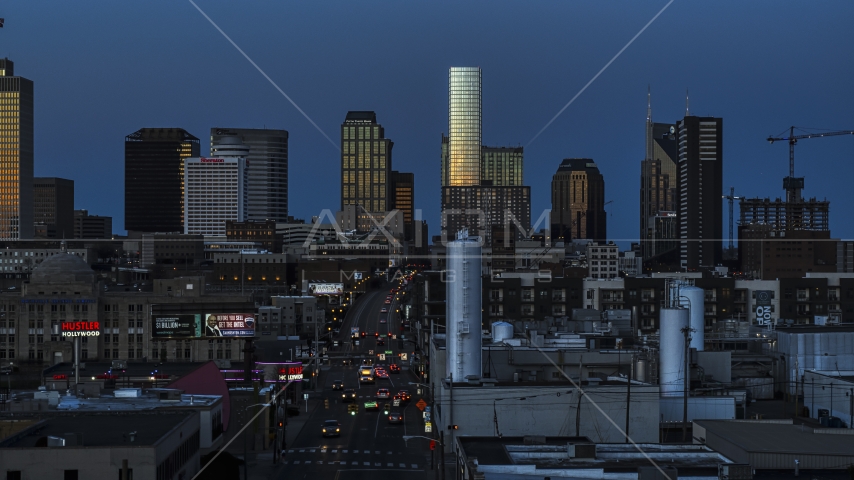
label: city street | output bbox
[276,283,438,479]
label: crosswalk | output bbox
[284,448,420,470]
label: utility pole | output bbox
[625,355,632,442]
[681,325,692,442]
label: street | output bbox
[276,283,438,479]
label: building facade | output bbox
[481,145,523,186]
[639,106,678,260]
[340,111,393,216]
[677,116,723,270]
[73,210,112,239]
[183,156,247,236]
[211,127,289,222]
[125,128,200,234]
[551,159,606,242]
[0,58,34,240]
[447,67,482,187]
[390,171,414,240]
[442,185,530,246]
[33,177,74,239]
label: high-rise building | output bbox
[34,177,74,239]
[391,171,414,240]
[639,92,679,260]
[211,127,288,222]
[481,145,523,186]
[0,59,34,240]
[551,159,606,242]
[184,155,248,236]
[125,128,200,234]
[677,116,723,270]
[448,67,482,187]
[340,111,393,217]
[441,67,531,244]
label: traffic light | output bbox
[449,425,458,430]
[429,440,436,450]
[348,404,358,415]
[324,399,330,409]
[278,420,284,428]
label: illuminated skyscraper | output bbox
[125,128,200,234]
[551,159,606,242]
[448,67,481,186]
[0,59,34,240]
[340,111,393,216]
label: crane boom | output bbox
[766,126,854,202]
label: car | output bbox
[380,318,387,324]
[376,339,385,346]
[376,388,390,399]
[384,299,391,305]
[395,390,411,402]
[380,307,388,313]
[389,364,401,373]
[387,411,403,424]
[359,375,374,384]
[365,401,380,411]
[342,359,353,366]
[322,420,341,437]
[341,388,357,401]
[332,380,344,390]
[376,370,389,379]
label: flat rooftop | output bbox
[0,412,194,448]
[696,420,854,456]
[459,436,733,471]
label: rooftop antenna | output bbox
[685,89,690,116]
[646,85,651,123]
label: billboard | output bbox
[309,283,344,295]
[152,314,202,338]
[204,313,255,337]
[61,321,101,337]
[257,362,304,383]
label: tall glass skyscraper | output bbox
[0,59,34,240]
[448,67,481,186]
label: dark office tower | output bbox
[442,185,530,245]
[391,171,414,240]
[639,91,679,260]
[341,111,393,215]
[33,177,74,238]
[550,159,606,242]
[441,134,450,187]
[125,128,199,234]
[211,128,289,221]
[481,145,523,186]
[677,116,723,270]
[0,59,34,240]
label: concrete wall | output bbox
[0,446,157,479]
[434,383,660,451]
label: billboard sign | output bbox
[204,313,256,337]
[754,290,775,326]
[258,362,304,383]
[61,321,101,337]
[152,314,202,338]
[309,283,344,295]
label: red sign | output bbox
[277,365,303,381]
[61,321,101,337]
[53,374,67,380]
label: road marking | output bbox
[412,464,418,468]
[342,449,348,453]
[293,461,299,465]
[387,451,392,454]
[387,463,394,467]
[375,462,381,466]
[321,448,327,453]
[288,449,294,453]
[317,461,323,465]
[352,461,358,465]
[375,450,381,454]
[310,449,316,453]
[299,449,305,453]
[332,449,337,453]
[329,461,335,464]
[364,462,370,466]
[399,463,406,468]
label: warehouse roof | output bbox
[695,420,854,456]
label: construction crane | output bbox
[767,126,854,202]
[721,187,743,251]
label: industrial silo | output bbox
[659,307,689,397]
[446,232,483,380]
[679,286,705,351]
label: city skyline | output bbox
[1,2,852,243]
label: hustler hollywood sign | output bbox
[61,321,101,337]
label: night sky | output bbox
[4,1,853,243]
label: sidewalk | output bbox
[235,395,321,480]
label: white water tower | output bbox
[446,230,482,380]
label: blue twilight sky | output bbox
[3,1,854,242]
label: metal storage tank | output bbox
[679,286,705,351]
[446,232,483,380]
[659,307,689,397]
[633,356,649,383]
[491,321,513,343]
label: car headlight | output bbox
[336,428,340,432]
[322,429,327,432]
